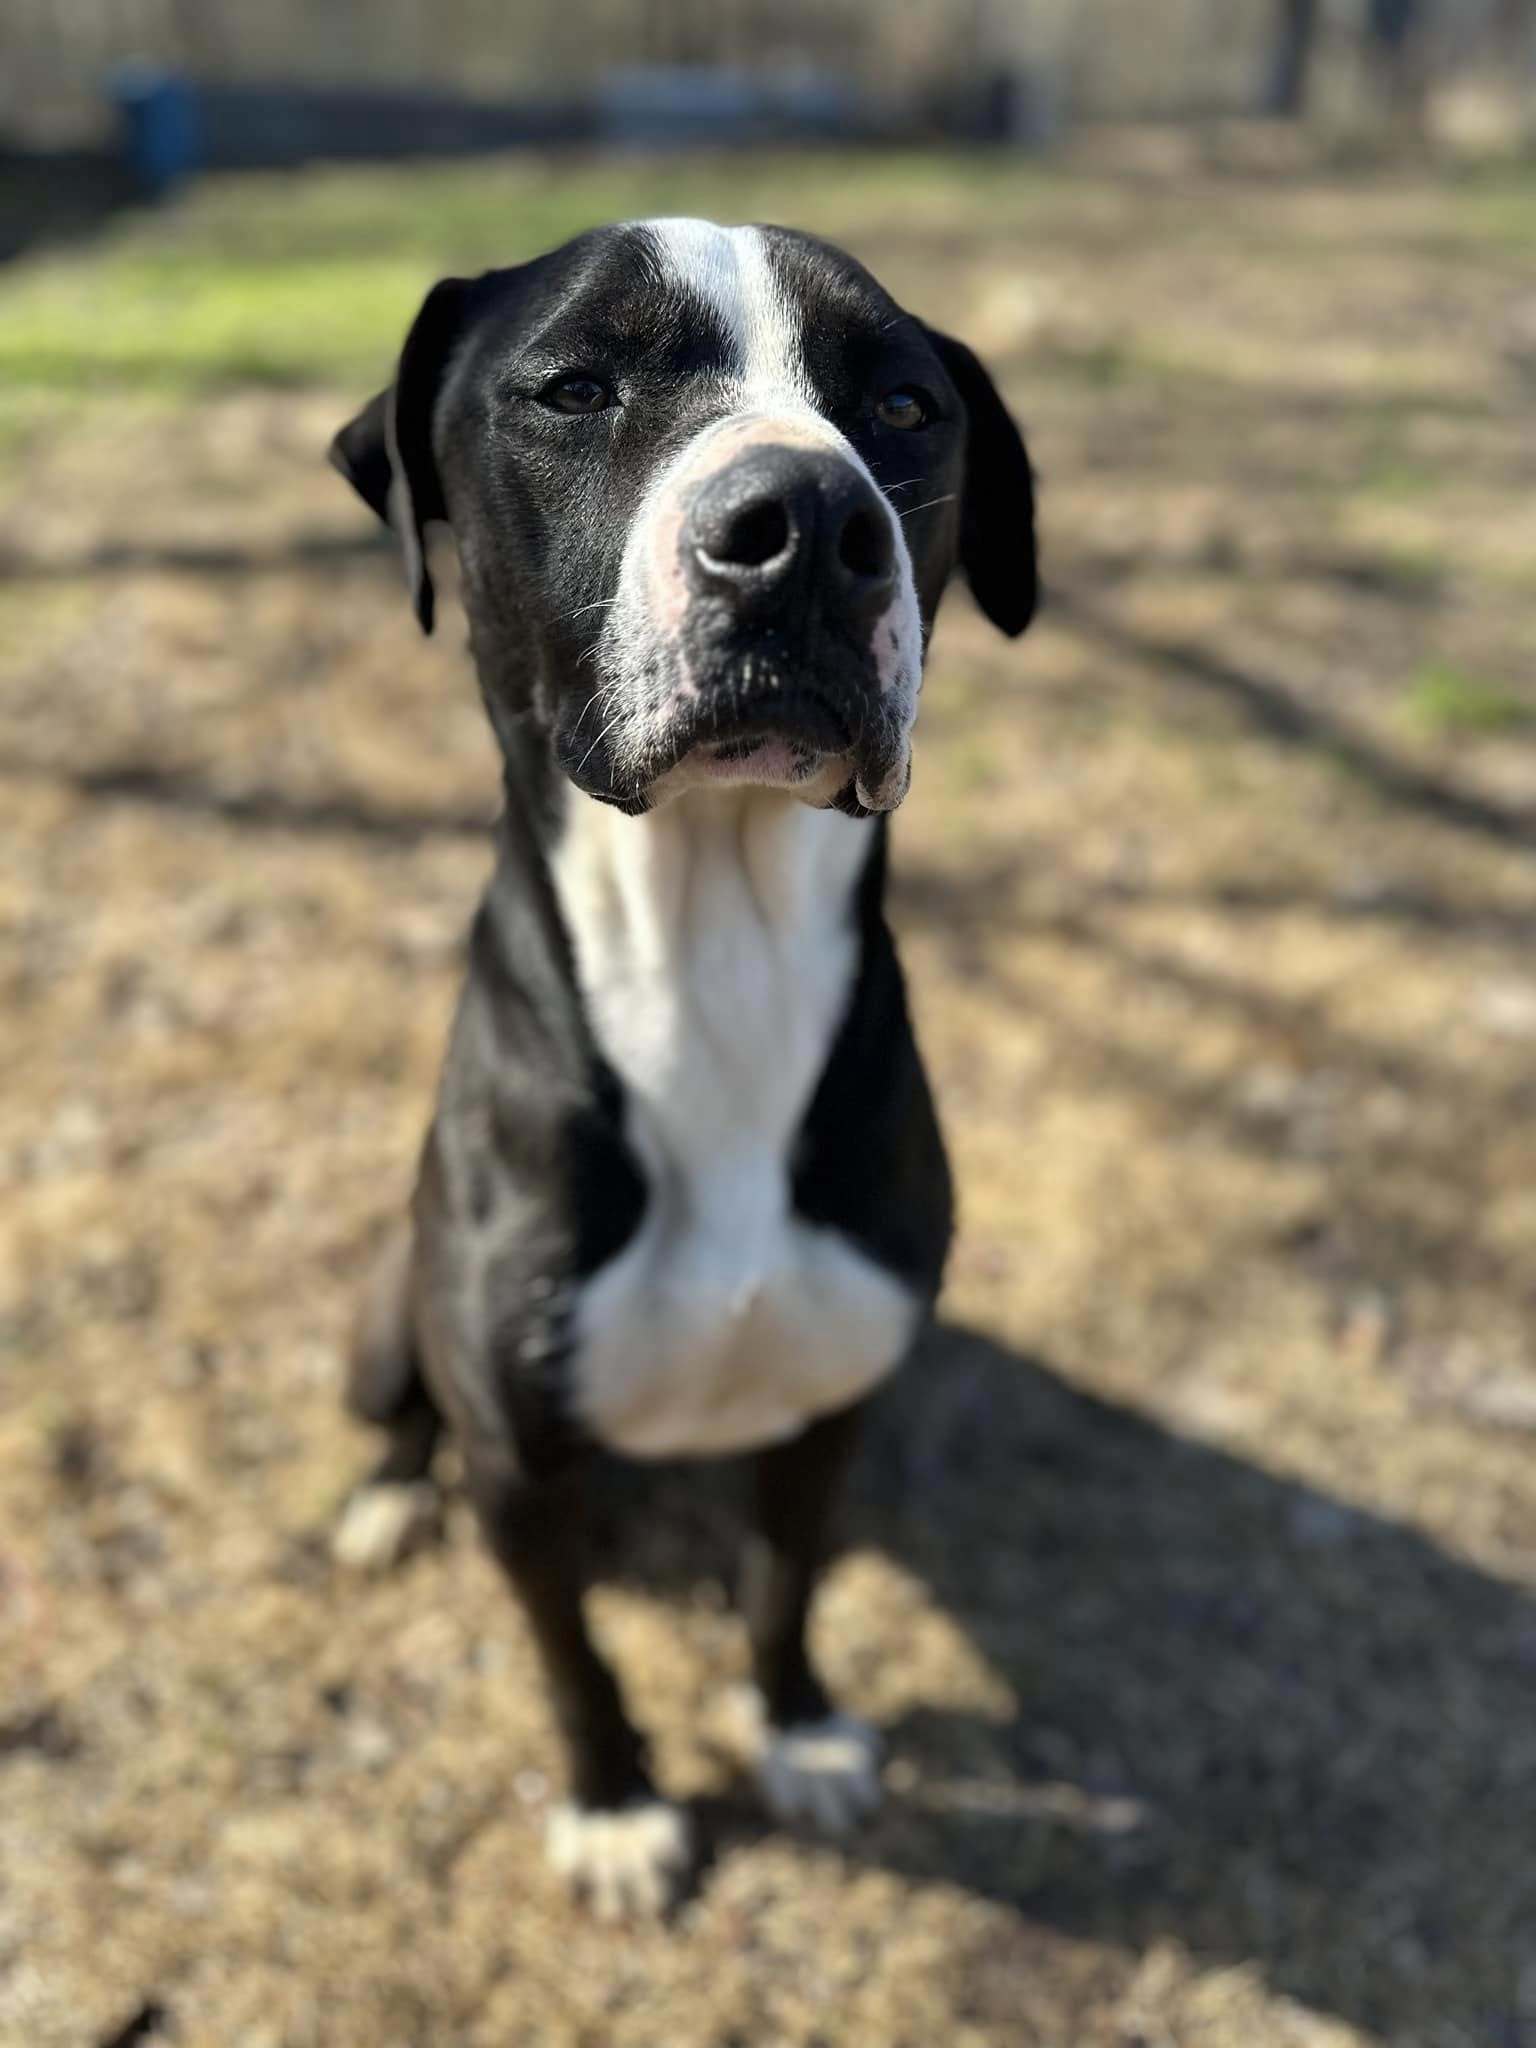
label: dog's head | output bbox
[331,219,1036,817]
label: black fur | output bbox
[921,324,1039,637]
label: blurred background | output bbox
[6,0,1536,167]
[3,6,1536,2048]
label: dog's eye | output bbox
[540,374,614,415]
[876,388,929,431]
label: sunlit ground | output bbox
[3,146,1535,2047]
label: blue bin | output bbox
[112,65,201,195]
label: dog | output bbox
[327,217,1036,1917]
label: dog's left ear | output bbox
[922,327,1038,638]
[329,277,472,635]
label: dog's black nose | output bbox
[687,446,896,625]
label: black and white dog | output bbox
[328,218,1036,1916]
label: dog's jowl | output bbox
[328,218,1037,1917]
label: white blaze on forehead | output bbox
[640,218,814,411]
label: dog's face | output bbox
[332,220,1036,817]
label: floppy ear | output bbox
[922,327,1038,638]
[328,277,471,635]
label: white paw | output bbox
[732,1690,884,1834]
[332,1481,439,1571]
[546,1798,693,1920]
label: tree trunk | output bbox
[1367,0,1427,128]
[1264,0,1320,117]
[1493,0,1536,63]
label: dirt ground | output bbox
[3,145,1536,2048]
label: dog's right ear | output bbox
[921,325,1037,639]
[329,277,472,636]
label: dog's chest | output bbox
[551,790,918,1458]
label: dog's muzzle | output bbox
[585,425,923,815]
[657,445,913,812]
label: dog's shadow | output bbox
[596,1321,1534,2043]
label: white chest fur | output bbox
[550,787,920,1458]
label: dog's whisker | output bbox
[898,494,957,519]
[573,704,630,780]
[570,675,624,730]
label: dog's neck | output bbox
[554,782,869,953]
[547,782,875,1184]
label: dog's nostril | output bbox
[710,498,791,569]
[838,506,892,581]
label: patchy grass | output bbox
[1357,452,1444,500]
[0,151,1054,400]
[1405,661,1532,736]
[3,147,1536,2048]
[4,148,1534,401]
[1446,161,1536,249]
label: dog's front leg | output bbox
[735,1402,884,1835]
[465,1451,693,1918]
